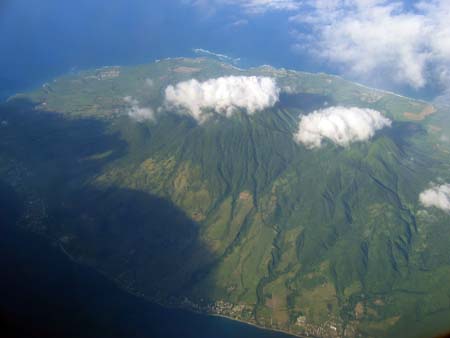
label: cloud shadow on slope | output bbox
[277,92,335,112]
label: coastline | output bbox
[208,313,307,338]
[57,241,305,338]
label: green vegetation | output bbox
[2,57,450,338]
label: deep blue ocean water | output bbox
[0,0,326,100]
[0,224,296,338]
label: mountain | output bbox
[1,57,450,338]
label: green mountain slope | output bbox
[1,58,450,338]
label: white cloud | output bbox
[231,19,249,27]
[124,96,155,122]
[185,1,450,98]
[281,85,296,94]
[233,0,300,13]
[164,76,280,123]
[186,0,301,14]
[420,183,450,212]
[294,106,391,148]
[291,0,450,93]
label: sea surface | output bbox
[0,223,296,338]
[0,0,325,101]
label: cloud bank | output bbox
[165,76,280,123]
[294,106,391,148]
[291,0,450,93]
[124,96,155,122]
[420,184,450,212]
[187,1,450,99]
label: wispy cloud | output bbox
[185,0,301,14]
[145,78,154,87]
[420,183,450,212]
[294,106,391,148]
[230,19,249,27]
[124,96,155,122]
[164,76,280,123]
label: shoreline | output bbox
[208,313,307,338]
[57,241,305,338]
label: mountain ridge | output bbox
[1,57,450,338]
